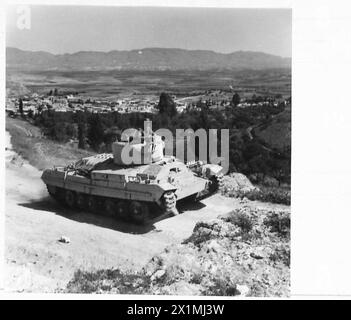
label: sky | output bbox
[6,6,291,57]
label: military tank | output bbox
[41,133,224,224]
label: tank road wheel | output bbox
[209,174,224,193]
[129,201,150,225]
[162,191,178,216]
[76,193,87,210]
[87,196,98,213]
[64,190,76,208]
[217,174,225,190]
[116,201,128,220]
[104,199,116,217]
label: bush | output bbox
[205,277,240,296]
[190,272,204,285]
[183,221,218,246]
[269,245,290,267]
[224,211,253,233]
[264,212,290,238]
[65,269,151,294]
[235,185,291,205]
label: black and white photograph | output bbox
[1,0,350,303]
[3,4,291,297]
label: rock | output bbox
[58,236,70,244]
[250,248,266,259]
[250,252,263,259]
[206,240,223,253]
[240,197,249,204]
[10,155,24,167]
[222,173,257,196]
[151,269,166,281]
[161,280,201,296]
[237,284,250,296]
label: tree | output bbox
[54,88,58,96]
[18,98,23,115]
[232,93,241,107]
[157,92,177,117]
[76,111,87,149]
[88,113,104,150]
[199,102,209,130]
[103,126,120,152]
[78,121,86,149]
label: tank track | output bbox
[47,186,177,224]
[209,173,224,193]
[161,191,178,216]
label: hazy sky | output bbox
[7,6,291,57]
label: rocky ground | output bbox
[145,205,290,297]
[66,201,290,297]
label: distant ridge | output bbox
[7,47,291,71]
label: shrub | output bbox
[235,185,291,205]
[269,245,290,267]
[183,221,217,246]
[205,277,240,296]
[65,268,151,294]
[264,212,290,238]
[190,272,204,285]
[224,211,253,233]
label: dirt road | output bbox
[4,131,244,293]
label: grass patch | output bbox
[65,269,151,294]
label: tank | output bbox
[41,133,224,224]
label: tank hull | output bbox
[41,154,222,224]
[42,167,208,205]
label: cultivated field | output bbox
[7,69,291,99]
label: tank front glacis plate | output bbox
[173,176,208,199]
[153,161,208,200]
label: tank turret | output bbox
[112,133,165,165]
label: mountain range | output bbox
[7,47,291,71]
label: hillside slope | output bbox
[253,107,291,151]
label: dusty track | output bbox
[5,131,251,293]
